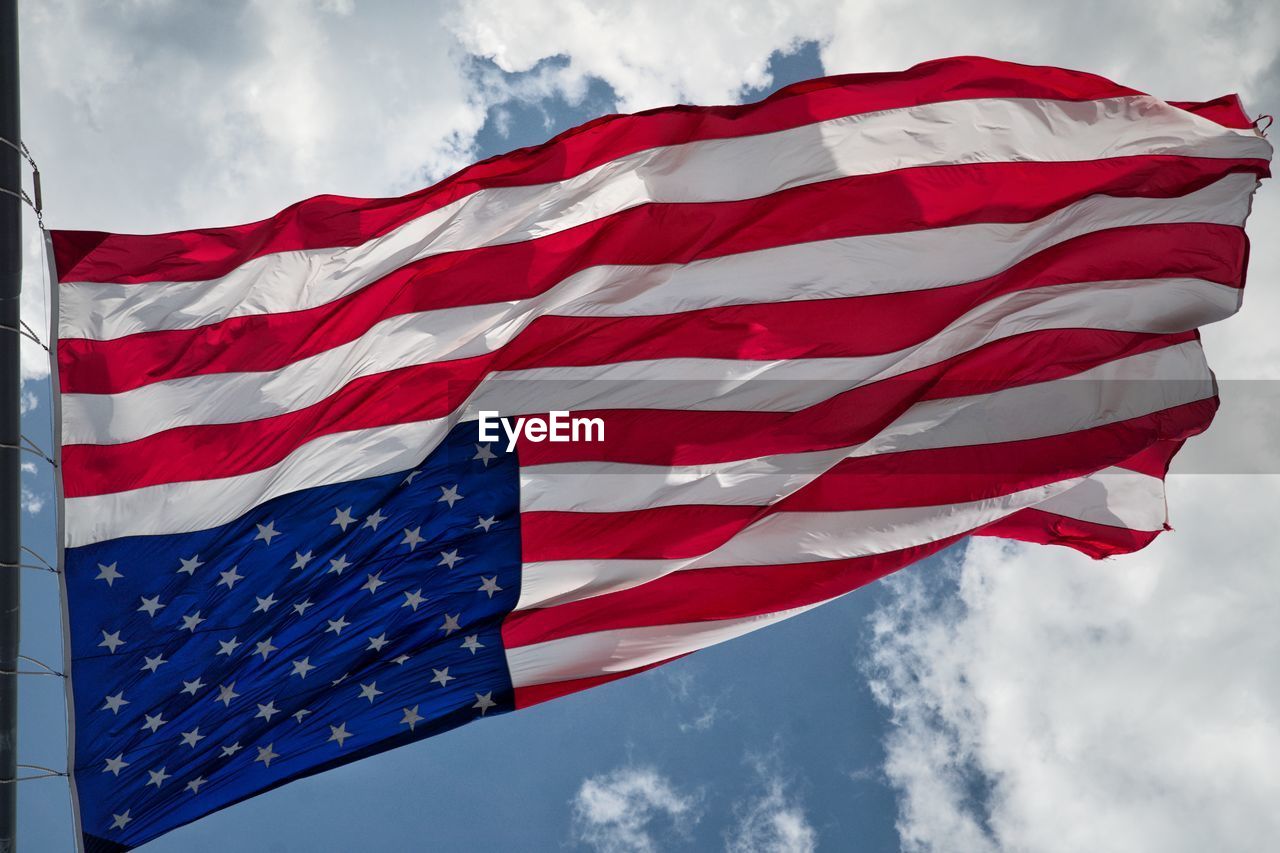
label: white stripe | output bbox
[59,96,1266,342]
[65,342,1212,546]
[519,447,855,513]
[63,272,1240,446]
[505,600,831,686]
[1032,466,1167,531]
[515,478,1085,611]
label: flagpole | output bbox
[0,0,21,848]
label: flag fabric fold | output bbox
[51,56,1270,850]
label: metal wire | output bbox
[0,323,46,350]
[20,546,55,573]
[0,561,58,574]
[0,764,67,783]
[0,436,57,466]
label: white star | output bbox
[327,554,351,575]
[439,613,461,635]
[477,576,503,598]
[141,712,167,733]
[215,683,240,707]
[102,692,128,714]
[392,654,411,666]
[254,638,278,660]
[111,811,132,830]
[358,682,383,703]
[255,701,280,722]
[293,598,314,616]
[361,572,386,595]
[147,767,171,788]
[181,677,205,696]
[460,634,484,654]
[137,595,165,617]
[292,709,311,724]
[186,775,207,794]
[400,705,424,731]
[140,653,167,674]
[473,691,497,715]
[475,515,497,532]
[253,594,278,613]
[180,727,205,748]
[291,658,315,679]
[328,723,353,747]
[217,566,243,589]
[181,611,206,632]
[438,484,463,507]
[98,630,125,654]
[366,633,389,652]
[254,520,281,545]
[96,562,122,586]
[473,443,496,466]
[291,550,314,570]
[103,753,128,776]
[402,469,422,485]
[431,667,455,687]
[438,549,461,569]
[401,589,426,611]
[255,743,279,767]
[401,527,424,551]
[331,672,349,686]
[326,615,350,635]
[178,555,204,575]
[217,637,242,656]
[220,742,243,757]
[331,506,356,531]
[364,509,387,531]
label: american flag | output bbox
[51,57,1270,850]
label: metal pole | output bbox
[0,0,21,848]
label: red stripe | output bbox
[518,398,1214,562]
[505,536,963,648]
[61,323,1196,496]
[524,504,758,562]
[515,329,1197,467]
[512,655,690,709]
[58,155,1261,394]
[1114,438,1186,478]
[50,56,1168,285]
[1170,95,1258,130]
[772,406,1210,513]
[977,508,1164,558]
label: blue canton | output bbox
[65,424,519,852]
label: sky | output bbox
[10,1,1280,851]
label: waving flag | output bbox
[51,56,1270,850]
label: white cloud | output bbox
[20,461,43,515]
[725,757,818,853]
[20,483,45,515]
[571,765,702,853]
[659,667,728,734]
[17,0,498,379]
[866,475,1280,853]
[447,0,837,111]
